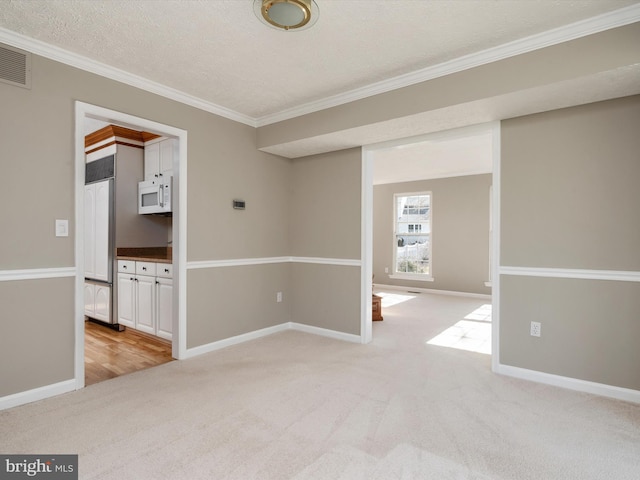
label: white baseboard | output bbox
[495,363,640,404]
[183,323,290,359]
[0,379,76,411]
[183,322,361,359]
[289,322,361,344]
[374,283,492,300]
[2,323,361,410]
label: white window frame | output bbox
[390,191,433,282]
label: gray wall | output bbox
[290,148,362,335]
[0,54,293,397]
[373,175,491,295]
[0,52,364,400]
[0,278,75,397]
[500,96,640,391]
[187,264,291,347]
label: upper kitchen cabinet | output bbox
[144,138,176,181]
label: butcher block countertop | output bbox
[116,247,172,264]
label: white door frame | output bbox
[360,122,501,371]
[74,102,188,390]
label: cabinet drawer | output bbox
[117,260,135,273]
[156,263,173,278]
[136,261,157,276]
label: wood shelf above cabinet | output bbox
[85,125,161,154]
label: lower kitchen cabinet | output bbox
[84,281,111,323]
[156,277,173,340]
[134,274,156,336]
[117,260,172,340]
[116,273,135,327]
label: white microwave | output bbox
[138,177,172,214]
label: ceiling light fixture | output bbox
[254,0,319,31]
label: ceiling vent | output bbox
[0,43,31,89]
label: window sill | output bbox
[389,274,434,282]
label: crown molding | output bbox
[1,4,638,129]
[0,27,257,128]
[255,4,640,126]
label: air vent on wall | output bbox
[0,43,31,89]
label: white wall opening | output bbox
[74,102,188,390]
[361,122,501,371]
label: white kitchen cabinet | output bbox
[144,138,176,181]
[156,277,173,340]
[84,281,111,323]
[84,282,95,317]
[117,260,172,340]
[116,273,135,328]
[84,179,111,282]
[135,274,156,335]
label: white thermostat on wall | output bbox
[233,200,246,210]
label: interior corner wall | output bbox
[373,175,492,295]
[289,148,362,335]
[500,95,640,391]
[0,53,292,399]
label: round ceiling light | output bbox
[254,0,319,31]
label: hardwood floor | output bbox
[85,320,173,386]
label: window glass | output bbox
[394,193,431,276]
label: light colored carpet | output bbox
[1,292,639,479]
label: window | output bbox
[392,193,432,280]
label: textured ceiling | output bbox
[1,1,638,182]
[0,0,637,121]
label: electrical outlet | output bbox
[384,267,389,274]
[530,321,541,337]
[276,292,283,303]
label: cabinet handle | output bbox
[142,267,147,271]
[164,268,169,273]
[156,281,159,285]
[130,277,134,281]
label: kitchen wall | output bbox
[373,175,492,295]
[500,96,640,391]
[110,143,171,249]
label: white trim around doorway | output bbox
[360,121,501,362]
[74,102,188,391]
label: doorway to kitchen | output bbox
[84,320,173,386]
[75,102,188,389]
